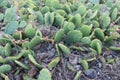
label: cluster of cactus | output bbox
[0,0,120,80]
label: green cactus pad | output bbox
[54,29,65,42]
[41,6,50,14]
[92,20,99,28]
[81,37,91,45]
[90,39,102,54]
[24,24,36,38]
[29,36,41,49]
[74,71,82,80]
[63,4,72,13]
[55,10,67,17]
[0,64,11,73]
[44,12,54,25]
[74,14,82,27]
[96,42,102,54]
[22,49,34,57]
[77,5,86,15]
[58,43,71,55]
[81,60,89,70]
[38,68,52,80]
[94,28,105,41]
[111,8,118,21]
[5,43,11,57]
[36,12,44,24]
[15,60,30,69]
[102,15,110,28]
[66,30,83,44]
[48,57,60,69]
[13,31,22,40]
[80,25,92,37]
[54,14,64,27]
[63,21,75,33]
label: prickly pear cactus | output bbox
[58,43,71,55]
[44,12,54,25]
[63,21,75,33]
[13,31,22,40]
[38,68,52,80]
[48,57,60,69]
[54,14,64,27]
[54,29,65,42]
[110,8,118,21]
[24,23,36,38]
[66,30,83,44]
[0,64,11,73]
[0,0,119,80]
[81,37,91,44]
[101,15,110,28]
[90,39,102,54]
[55,10,67,17]
[94,28,105,41]
[80,25,92,37]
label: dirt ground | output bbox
[0,25,119,80]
